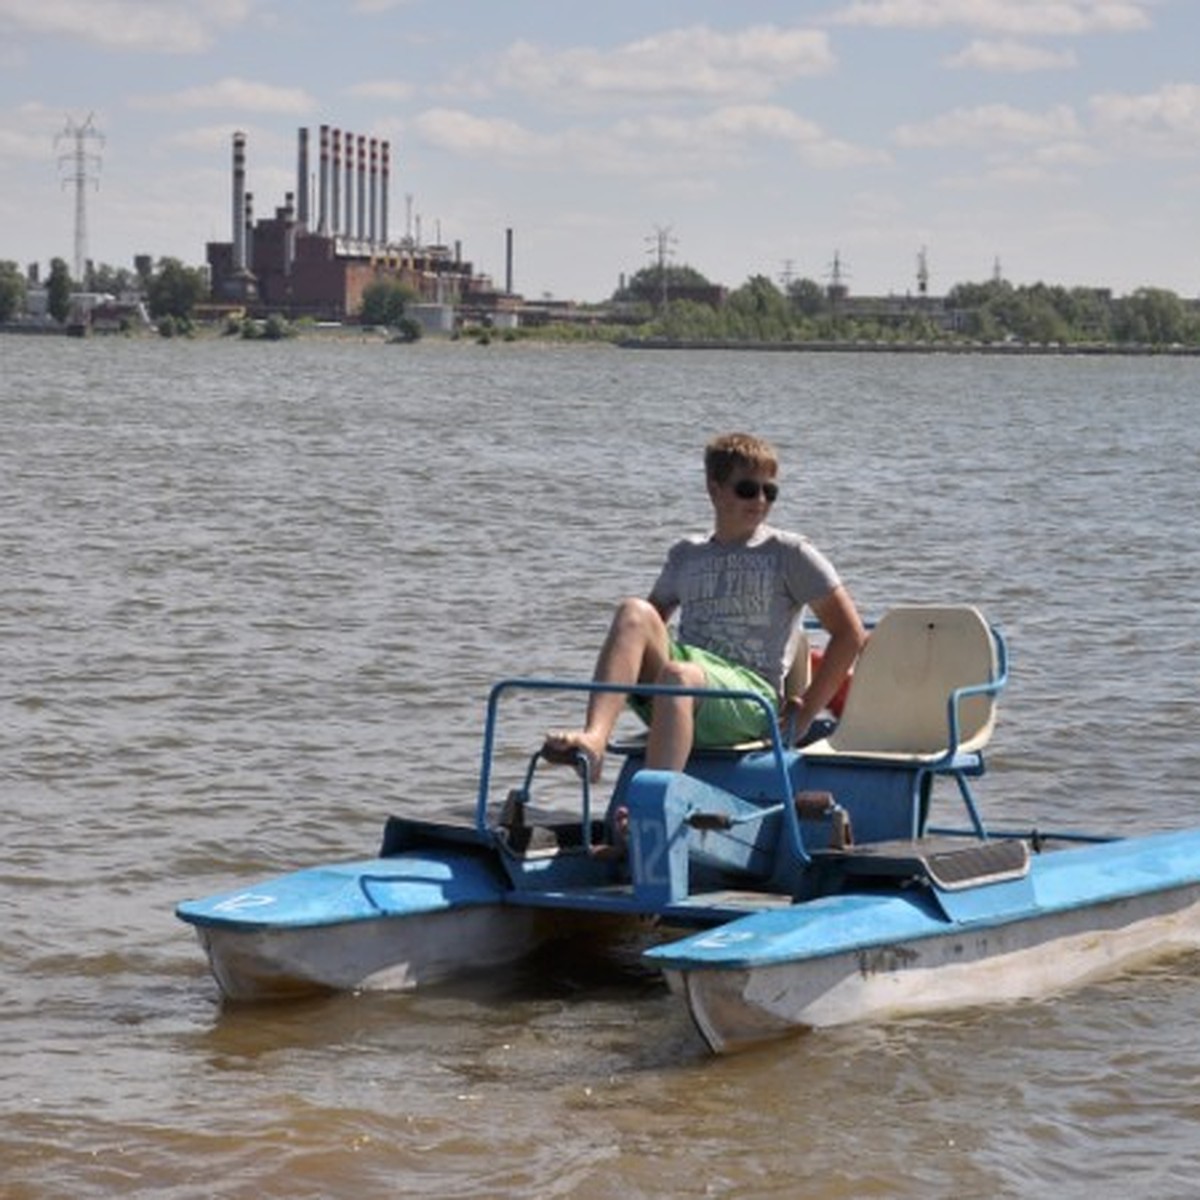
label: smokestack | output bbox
[232,131,247,272]
[506,227,514,294]
[380,141,390,246]
[356,135,367,243]
[369,137,378,247]
[317,124,329,236]
[296,128,309,230]
[344,133,354,238]
[284,191,296,274]
[244,191,254,270]
[331,129,341,240]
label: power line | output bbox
[56,113,104,283]
[646,224,677,309]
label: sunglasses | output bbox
[732,478,779,502]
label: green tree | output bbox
[787,277,826,318]
[0,260,26,321]
[360,278,416,326]
[47,257,72,323]
[391,315,423,343]
[89,263,138,296]
[726,275,794,340]
[146,258,207,322]
[616,263,713,308]
[1112,288,1190,345]
[260,314,296,340]
[653,299,724,340]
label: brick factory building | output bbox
[207,126,493,322]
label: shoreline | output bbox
[616,338,1200,356]
[6,320,1200,357]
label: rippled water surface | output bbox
[3,337,1200,1198]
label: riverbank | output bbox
[8,317,1200,356]
[617,337,1200,355]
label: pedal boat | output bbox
[177,606,1200,1053]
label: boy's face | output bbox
[708,466,778,538]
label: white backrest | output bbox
[783,630,811,698]
[826,605,998,756]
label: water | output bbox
[3,337,1200,1198]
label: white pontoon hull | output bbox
[667,885,1200,1052]
[193,903,545,1001]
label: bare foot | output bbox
[590,805,629,860]
[541,729,605,783]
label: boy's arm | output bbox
[784,585,866,739]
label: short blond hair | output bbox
[704,433,779,484]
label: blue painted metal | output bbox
[476,677,804,860]
[176,660,1200,1034]
[644,826,1200,972]
[798,620,1008,840]
[176,850,508,932]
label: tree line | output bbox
[0,256,208,327]
[5,254,1198,347]
[615,266,1200,347]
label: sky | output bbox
[1,0,1198,303]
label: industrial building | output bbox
[207,126,513,325]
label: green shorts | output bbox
[630,641,778,747]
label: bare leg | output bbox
[645,657,707,771]
[543,597,674,781]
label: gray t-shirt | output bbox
[648,524,841,691]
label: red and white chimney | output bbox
[369,137,378,247]
[331,128,341,238]
[232,131,247,271]
[296,128,309,231]
[317,124,329,236]
[356,135,367,243]
[380,141,391,246]
[344,133,354,238]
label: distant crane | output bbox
[56,113,104,284]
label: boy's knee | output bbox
[615,595,655,618]
[657,660,704,688]
[613,596,664,634]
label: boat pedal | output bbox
[816,836,1030,891]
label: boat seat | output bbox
[801,605,1006,836]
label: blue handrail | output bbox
[475,678,807,862]
[935,623,1009,767]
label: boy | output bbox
[544,432,865,781]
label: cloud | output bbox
[0,126,52,160]
[412,101,887,179]
[894,102,1081,147]
[1032,139,1104,166]
[1090,82,1200,152]
[617,105,888,168]
[130,77,315,114]
[828,0,1154,35]
[495,24,835,103]
[411,108,555,157]
[347,80,417,102]
[0,100,100,162]
[943,38,1078,71]
[0,0,253,53]
[165,123,259,152]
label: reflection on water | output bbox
[3,339,1200,1197]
